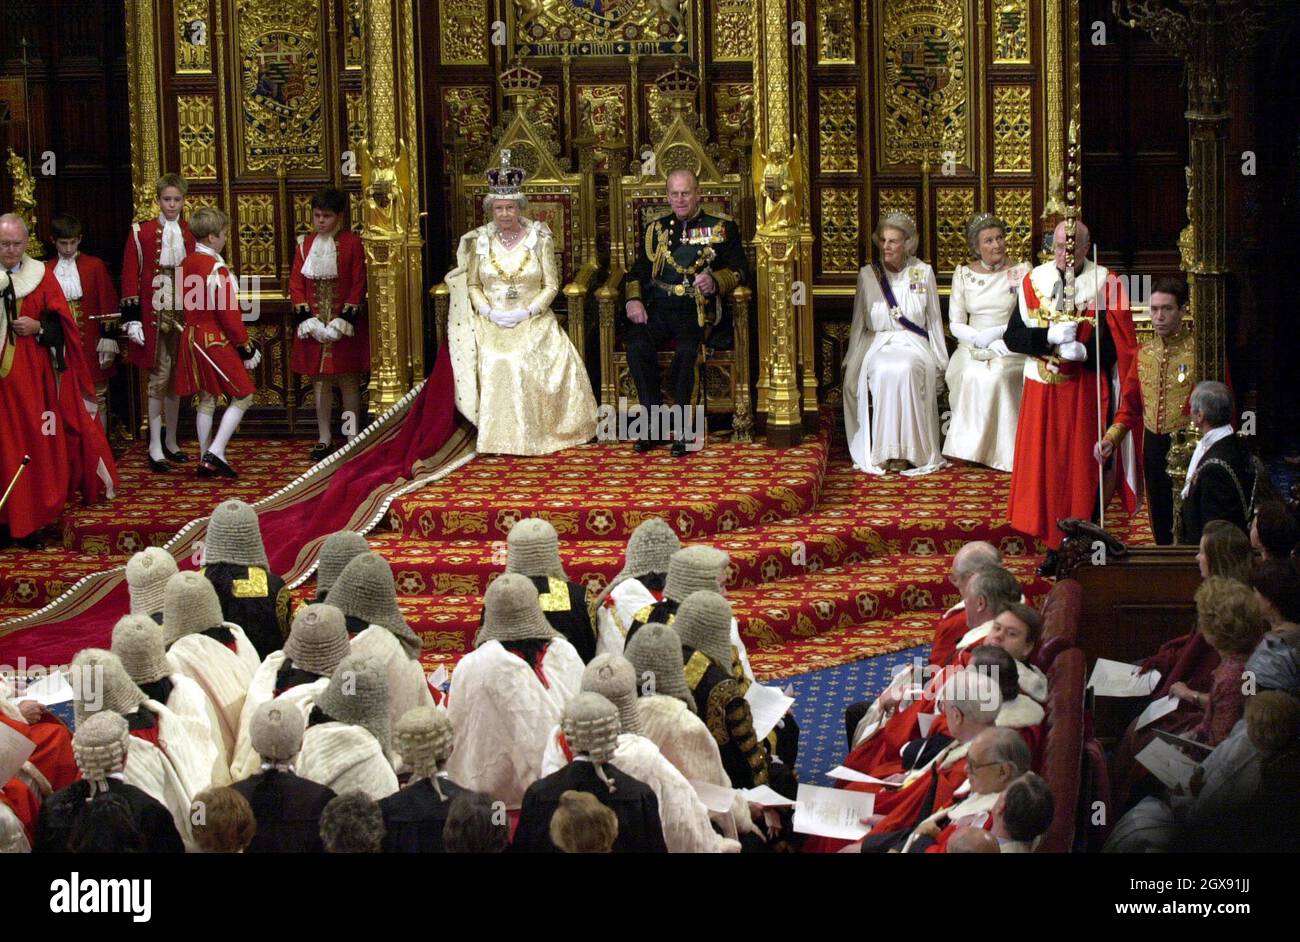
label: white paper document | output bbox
[689,779,739,814]
[792,784,875,840]
[12,670,74,707]
[1135,737,1199,791]
[826,765,902,788]
[1088,658,1160,697]
[740,785,796,808]
[744,682,795,742]
[0,723,35,783]
[1135,694,1181,730]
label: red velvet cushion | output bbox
[1037,647,1085,853]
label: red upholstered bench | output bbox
[1033,578,1083,673]
[1036,647,1087,853]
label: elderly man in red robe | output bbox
[0,213,117,550]
[1004,220,1142,577]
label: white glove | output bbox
[477,302,493,318]
[975,326,1004,347]
[949,322,978,345]
[1058,341,1087,362]
[96,337,119,369]
[322,325,342,343]
[487,308,512,328]
[988,339,1011,357]
[296,319,318,340]
[242,348,262,371]
[503,308,530,326]
[1046,321,1077,345]
[124,321,145,346]
[326,317,354,338]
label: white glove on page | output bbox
[124,321,146,346]
[1046,321,1077,345]
[326,317,354,338]
[1058,341,1087,362]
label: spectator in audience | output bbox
[448,574,582,808]
[380,706,465,852]
[442,790,509,853]
[968,644,1045,768]
[929,541,1004,668]
[539,654,739,852]
[550,790,619,853]
[1252,501,1299,562]
[945,827,1000,853]
[34,712,183,853]
[512,693,666,853]
[991,771,1056,853]
[594,517,681,656]
[162,571,259,757]
[1180,380,1254,544]
[192,786,255,853]
[201,499,293,659]
[232,701,336,852]
[313,530,371,603]
[328,552,434,742]
[112,613,230,784]
[298,654,398,800]
[320,791,386,853]
[502,517,598,663]
[1250,558,1300,636]
[230,603,349,780]
[0,676,79,796]
[125,547,177,623]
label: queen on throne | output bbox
[446,151,597,456]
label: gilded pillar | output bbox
[125,0,163,221]
[360,0,424,414]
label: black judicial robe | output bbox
[378,776,466,853]
[511,760,668,854]
[34,779,184,853]
[202,561,293,660]
[232,769,336,853]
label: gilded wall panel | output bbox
[236,193,277,276]
[714,82,754,157]
[878,0,969,168]
[819,322,853,407]
[441,0,489,65]
[711,0,753,61]
[174,0,211,73]
[349,192,363,235]
[177,95,218,180]
[995,187,1034,264]
[236,0,326,172]
[935,187,975,272]
[994,0,1031,64]
[877,188,918,225]
[818,0,855,64]
[185,194,218,216]
[818,87,859,174]
[345,0,365,69]
[441,86,494,161]
[294,194,313,236]
[820,187,861,274]
[532,86,561,137]
[577,84,628,168]
[992,85,1032,174]
[646,84,673,144]
[518,0,689,57]
[346,90,366,153]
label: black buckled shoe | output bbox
[148,456,172,474]
[634,438,663,453]
[163,445,190,463]
[671,439,689,458]
[201,451,239,479]
[309,441,333,462]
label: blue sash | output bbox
[872,262,929,339]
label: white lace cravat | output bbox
[158,215,185,267]
[54,254,83,301]
[301,231,338,280]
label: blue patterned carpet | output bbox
[783,644,929,788]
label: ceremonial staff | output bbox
[1094,240,1105,530]
[0,455,31,517]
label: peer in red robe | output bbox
[290,189,368,461]
[120,175,197,470]
[0,238,118,544]
[176,209,260,479]
[1003,222,1142,570]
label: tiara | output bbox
[486,149,526,199]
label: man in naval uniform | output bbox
[622,168,747,456]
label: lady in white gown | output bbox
[842,213,949,475]
[446,152,597,455]
[942,213,1029,472]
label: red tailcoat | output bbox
[0,262,118,537]
[1007,265,1143,549]
[289,230,369,375]
[120,217,196,370]
[928,606,970,668]
[45,253,119,386]
[175,249,256,399]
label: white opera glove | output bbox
[477,302,493,318]
[326,317,354,338]
[949,322,979,346]
[988,339,1011,357]
[124,321,146,346]
[242,348,262,371]
[495,308,529,328]
[1058,340,1087,362]
[1046,321,1077,345]
[975,326,1004,347]
[487,308,512,328]
[526,302,542,317]
[96,337,119,369]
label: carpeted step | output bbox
[0,548,119,612]
[384,418,832,543]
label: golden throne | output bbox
[432,62,600,357]
[595,65,754,441]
